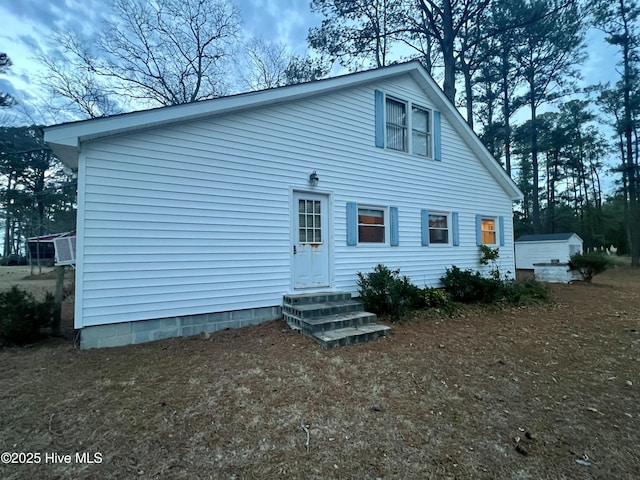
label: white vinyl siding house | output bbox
[45,62,522,348]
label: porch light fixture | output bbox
[309,170,319,186]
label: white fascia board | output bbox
[516,240,565,244]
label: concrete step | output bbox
[283,292,390,349]
[283,298,364,319]
[283,291,352,307]
[311,324,392,349]
[284,310,377,334]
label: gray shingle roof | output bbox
[515,233,580,242]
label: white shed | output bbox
[515,233,583,270]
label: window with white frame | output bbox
[385,98,407,152]
[358,207,386,243]
[481,217,497,244]
[429,213,449,244]
[412,106,431,157]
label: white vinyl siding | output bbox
[73,73,515,328]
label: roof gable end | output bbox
[44,61,522,200]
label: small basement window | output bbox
[358,207,385,243]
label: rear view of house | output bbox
[44,61,522,349]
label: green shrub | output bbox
[423,287,456,315]
[0,286,54,346]
[479,245,501,279]
[501,279,550,304]
[440,265,503,303]
[441,266,549,305]
[569,252,612,283]
[357,264,423,319]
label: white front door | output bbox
[293,192,330,289]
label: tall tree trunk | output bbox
[3,170,15,258]
[620,2,639,265]
[501,46,512,176]
[529,86,541,233]
[441,0,457,103]
[461,59,474,128]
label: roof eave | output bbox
[44,62,426,167]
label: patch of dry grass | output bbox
[1,267,640,479]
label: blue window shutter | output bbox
[499,216,505,246]
[346,202,357,246]
[475,214,482,246]
[421,209,430,246]
[390,207,399,246]
[434,110,442,161]
[452,212,460,246]
[375,90,384,148]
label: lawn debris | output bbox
[301,422,310,453]
[576,454,591,466]
[515,444,529,456]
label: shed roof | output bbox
[27,231,76,243]
[516,233,582,243]
[44,61,522,201]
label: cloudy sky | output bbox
[0,0,622,126]
[0,0,322,123]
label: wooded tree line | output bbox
[1,0,639,265]
[1,58,76,258]
[308,0,640,265]
[0,126,76,258]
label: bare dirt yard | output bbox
[1,265,639,479]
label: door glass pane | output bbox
[298,199,323,244]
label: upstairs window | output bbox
[375,90,441,160]
[412,106,431,158]
[386,98,407,152]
